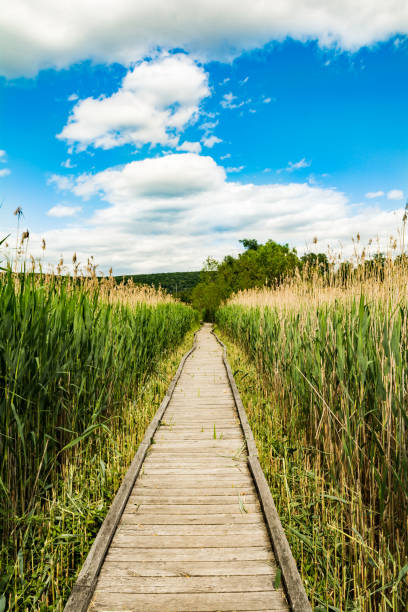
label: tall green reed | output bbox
[0,269,197,608]
[216,296,408,609]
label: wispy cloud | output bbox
[200,120,218,131]
[221,92,244,109]
[288,158,311,170]
[177,141,202,153]
[199,119,221,149]
[0,168,11,178]
[278,158,311,173]
[47,204,82,217]
[202,135,222,148]
[61,158,76,169]
[48,174,74,191]
[365,190,384,199]
[226,166,244,173]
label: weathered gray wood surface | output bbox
[213,330,312,612]
[86,324,291,611]
[65,323,311,611]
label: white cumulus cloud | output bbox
[387,189,404,200]
[58,54,210,151]
[1,1,408,77]
[41,153,405,274]
[0,168,11,177]
[47,204,82,217]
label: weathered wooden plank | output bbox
[160,419,239,425]
[131,487,255,496]
[94,574,276,593]
[142,456,246,464]
[163,410,238,417]
[89,591,288,611]
[139,463,247,471]
[125,503,261,514]
[148,441,244,449]
[116,523,267,536]
[111,532,269,548]
[154,431,244,440]
[136,476,253,486]
[99,560,275,577]
[128,494,258,505]
[120,513,264,525]
[131,483,252,493]
[158,422,240,428]
[139,465,247,478]
[249,457,312,612]
[105,546,273,562]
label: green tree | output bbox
[239,238,259,251]
[192,239,300,320]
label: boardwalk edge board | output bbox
[212,329,312,612]
[63,332,198,612]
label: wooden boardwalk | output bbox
[66,324,310,612]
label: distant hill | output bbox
[114,271,201,299]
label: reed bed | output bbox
[0,269,198,610]
[216,259,408,610]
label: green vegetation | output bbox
[191,239,326,319]
[0,269,198,610]
[116,270,201,301]
[216,266,408,610]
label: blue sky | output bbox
[0,2,407,273]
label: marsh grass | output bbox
[0,268,198,610]
[216,255,408,610]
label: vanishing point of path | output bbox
[84,325,298,610]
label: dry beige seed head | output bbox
[313,236,318,244]
[357,233,360,242]
[21,230,29,242]
[13,206,23,217]
[72,252,77,264]
[41,238,46,251]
